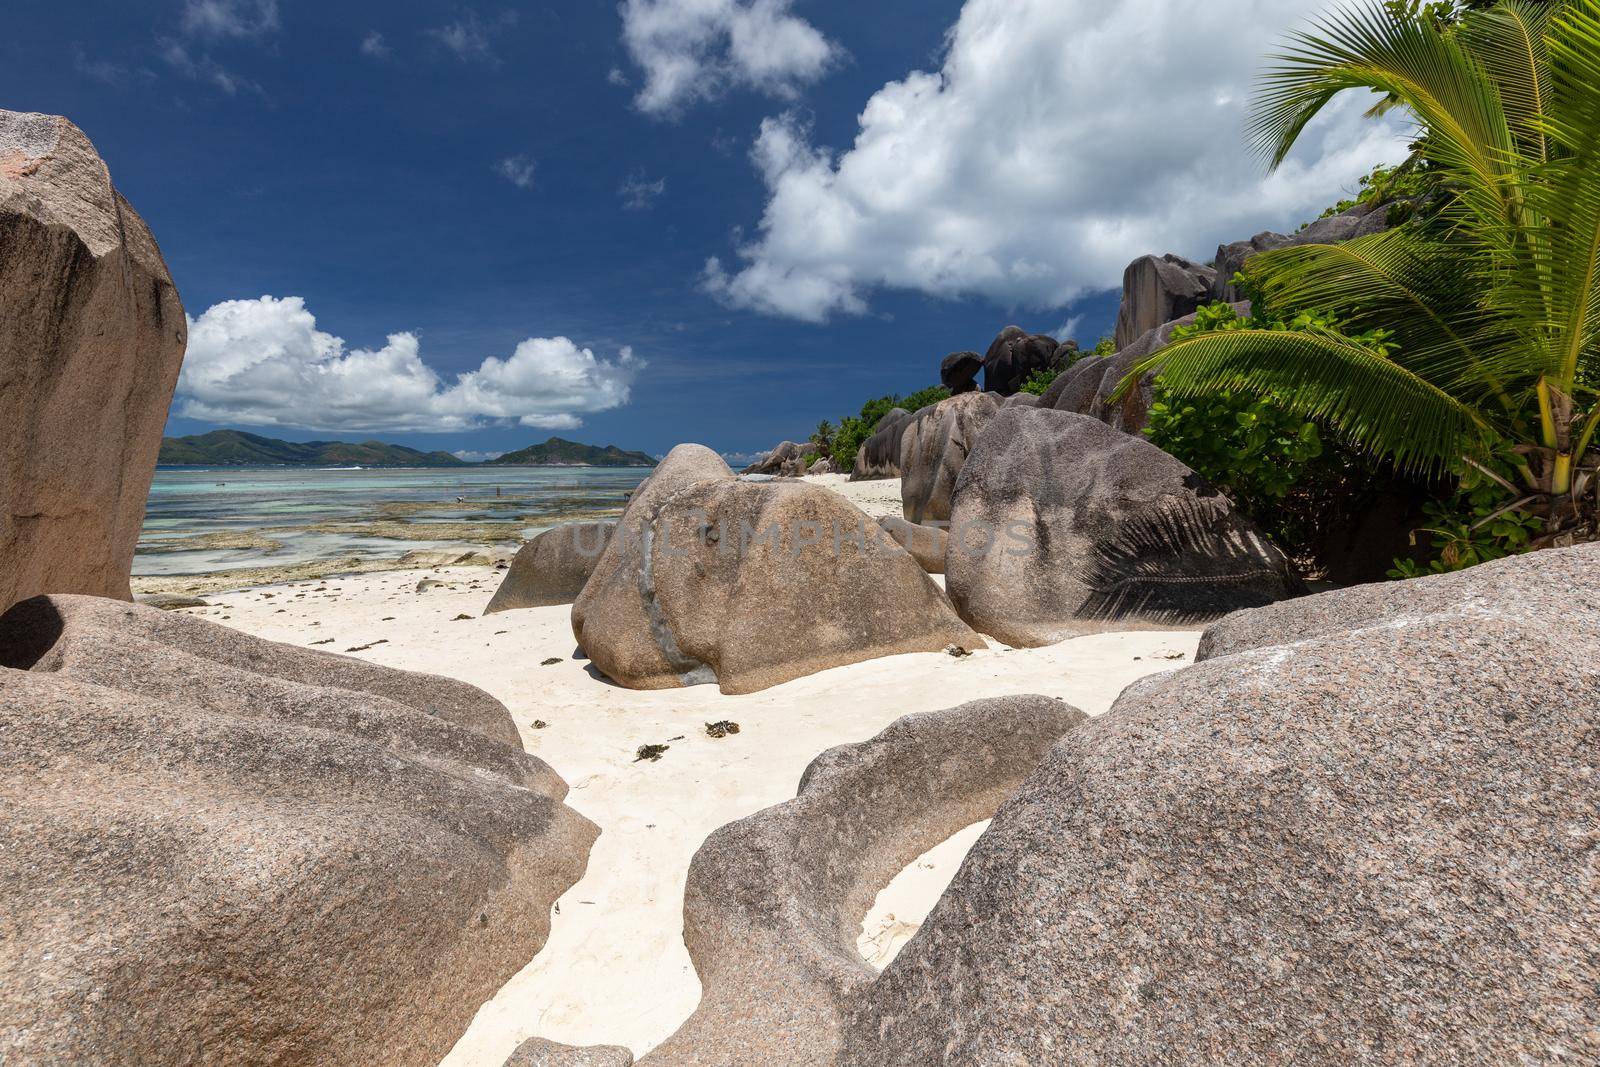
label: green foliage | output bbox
[1149,302,1401,564]
[899,384,952,412]
[1131,0,1600,549]
[828,386,951,469]
[810,420,835,453]
[1090,336,1117,356]
[1316,160,1435,220]
[1389,475,1544,576]
[1020,368,1060,395]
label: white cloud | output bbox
[496,154,538,189]
[452,449,506,462]
[429,10,515,66]
[360,31,392,59]
[619,0,839,116]
[177,296,640,432]
[160,40,265,97]
[620,173,668,210]
[705,0,1412,322]
[180,0,279,41]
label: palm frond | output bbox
[1459,1,1559,163]
[1534,0,1600,387]
[1242,230,1526,413]
[1122,328,1487,475]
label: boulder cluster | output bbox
[641,543,1600,1064]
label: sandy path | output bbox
[184,476,1199,1062]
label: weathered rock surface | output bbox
[641,695,1088,1066]
[899,392,1001,525]
[946,407,1299,645]
[877,516,947,575]
[1212,201,1391,302]
[506,1037,634,1066]
[1113,253,1215,349]
[849,409,913,481]
[572,443,736,669]
[1,110,187,615]
[849,543,1600,1064]
[575,454,980,694]
[0,594,597,1067]
[1044,302,1252,435]
[486,522,614,614]
[809,456,839,476]
[980,326,1059,396]
[742,441,817,477]
[938,351,983,394]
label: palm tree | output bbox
[1125,0,1600,541]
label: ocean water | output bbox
[137,466,649,577]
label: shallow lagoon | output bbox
[138,466,649,577]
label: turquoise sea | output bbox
[137,466,649,578]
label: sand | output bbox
[175,474,1200,1063]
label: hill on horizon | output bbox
[486,437,657,467]
[158,430,468,468]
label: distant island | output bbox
[486,437,657,467]
[158,429,656,468]
[159,430,467,467]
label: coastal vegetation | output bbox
[827,385,951,469]
[1127,0,1600,552]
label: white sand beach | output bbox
[180,476,1200,1062]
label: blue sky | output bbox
[5,0,1406,460]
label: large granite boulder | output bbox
[1,110,186,615]
[899,392,1002,525]
[946,407,1299,645]
[507,1037,634,1066]
[849,409,913,481]
[1043,302,1252,435]
[938,351,982,394]
[877,516,947,575]
[846,543,1600,1064]
[1113,253,1215,349]
[486,521,615,613]
[980,326,1058,396]
[571,443,736,658]
[1212,201,1391,301]
[0,594,598,1066]
[641,695,1088,1066]
[742,441,818,477]
[575,463,980,694]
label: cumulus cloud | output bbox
[452,450,506,462]
[496,154,538,189]
[705,0,1412,322]
[620,0,839,116]
[177,296,640,432]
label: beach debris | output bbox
[382,616,395,621]
[344,640,389,653]
[944,644,973,658]
[634,744,670,763]
[310,639,334,646]
[532,720,548,730]
[706,721,741,738]
[541,657,562,666]
[1154,649,1188,660]
[416,579,447,593]
[451,613,474,621]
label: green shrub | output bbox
[1020,368,1060,395]
[828,387,949,470]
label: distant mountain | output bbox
[486,437,657,467]
[159,430,468,467]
